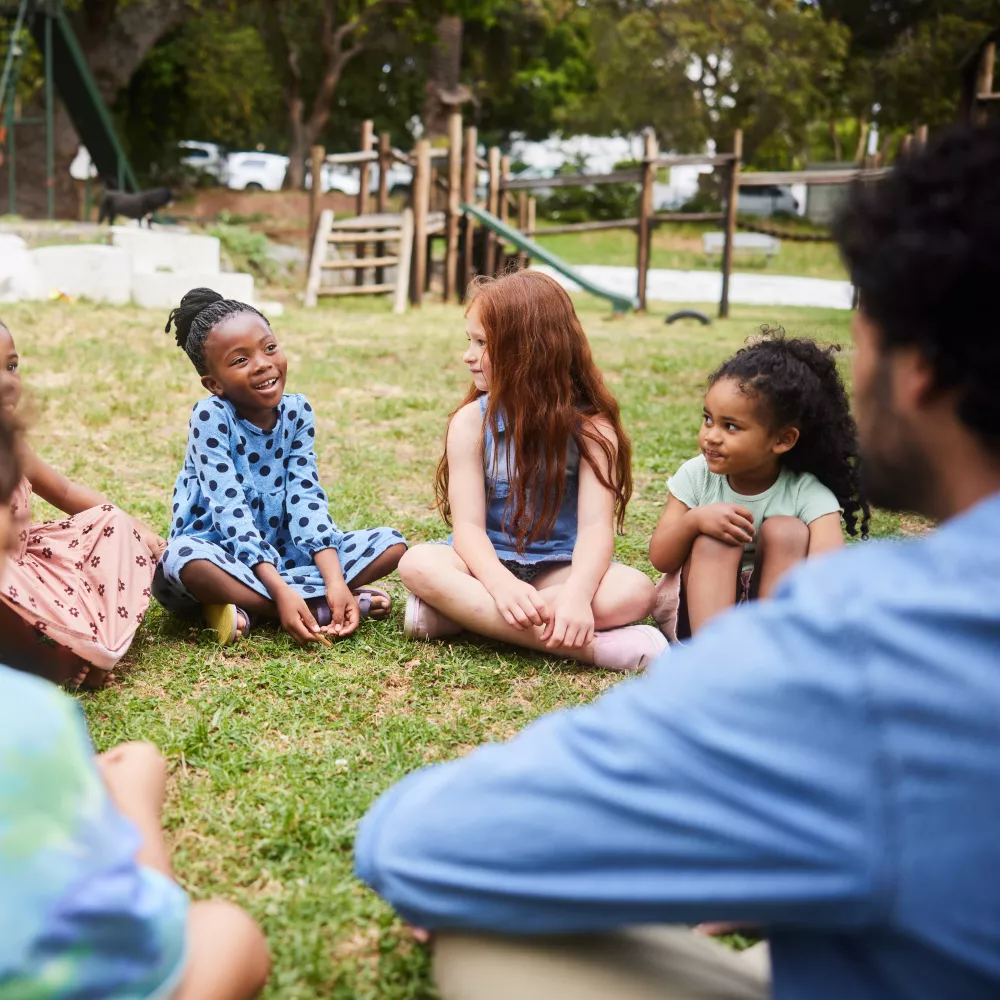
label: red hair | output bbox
[434,270,632,552]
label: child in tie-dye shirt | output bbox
[0,418,269,1000]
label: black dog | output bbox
[98,186,174,227]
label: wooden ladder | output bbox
[305,209,413,313]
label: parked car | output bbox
[304,162,414,198]
[738,184,799,216]
[178,141,228,183]
[227,152,289,191]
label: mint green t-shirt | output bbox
[667,454,842,571]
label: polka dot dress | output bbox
[153,394,405,613]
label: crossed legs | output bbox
[398,543,655,663]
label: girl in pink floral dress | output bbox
[0,321,165,687]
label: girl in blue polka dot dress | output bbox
[153,288,407,646]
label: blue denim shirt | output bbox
[479,395,579,564]
[357,491,1000,1000]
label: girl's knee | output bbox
[759,516,809,552]
[690,533,743,567]
[398,543,442,591]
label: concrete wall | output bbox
[0,235,43,303]
[31,245,133,305]
[132,270,255,310]
[111,228,221,275]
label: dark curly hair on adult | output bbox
[833,121,1000,454]
[165,287,268,376]
[709,329,870,538]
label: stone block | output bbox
[131,270,255,310]
[30,245,133,305]
[111,227,220,275]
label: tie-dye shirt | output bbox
[0,666,188,999]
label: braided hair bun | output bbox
[165,288,267,375]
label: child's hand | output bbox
[694,503,754,546]
[275,589,325,644]
[541,589,595,650]
[136,523,167,563]
[323,585,360,638]
[489,576,549,630]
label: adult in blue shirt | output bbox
[355,123,1000,1000]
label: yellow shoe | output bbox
[202,603,249,646]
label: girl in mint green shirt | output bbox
[650,331,869,638]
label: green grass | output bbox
[4,295,901,998]
[532,221,848,280]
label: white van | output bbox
[226,152,290,191]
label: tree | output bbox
[0,0,197,217]
[818,0,1000,156]
[255,0,413,188]
[569,0,848,169]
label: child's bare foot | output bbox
[353,586,392,621]
[78,665,114,690]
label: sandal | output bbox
[352,585,392,621]
[202,603,252,646]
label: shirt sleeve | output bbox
[354,557,885,934]
[0,668,188,999]
[188,402,277,569]
[795,473,843,525]
[285,399,343,556]
[666,455,706,509]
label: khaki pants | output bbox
[435,927,771,1000]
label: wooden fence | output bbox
[307,118,895,316]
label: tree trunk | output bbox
[0,0,190,219]
[286,96,307,190]
[829,120,843,161]
[422,16,468,140]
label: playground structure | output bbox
[0,0,138,219]
[960,31,997,124]
[305,116,892,316]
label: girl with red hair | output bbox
[399,271,666,671]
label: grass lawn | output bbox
[532,222,848,280]
[4,294,901,998]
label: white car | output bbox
[738,184,799,216]
[304,163,414,198]
[178,141,228,183]
[226,152,289,191]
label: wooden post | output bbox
[636,129,658,313]
[355,120,373,286]
[719,128,742,319]
[915,124,928,149]
[411,139,431,306]
[309,145,325,247]
[445,112,462,302]
[376,131,391,284]
[498,154,510,273]
[517,192,529,270]
[485,146,500,276]
[461,125,478,297]
[901,133,914,157]
[975,42,996,125]
[527,197,536,238]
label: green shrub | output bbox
[206,222,278,283]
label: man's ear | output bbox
[201,373,224,398]
[894,346,938,414]
[772,425,800,456]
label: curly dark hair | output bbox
[833,121,1000,454]
[165,287,269,376]
[709,329,870,538]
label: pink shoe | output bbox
[652,570,682,642]
[403,594,463,641]
[592,624,668,672]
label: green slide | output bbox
[463,202,638,313]
[28,0,138,191]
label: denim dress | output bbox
[470,395,580,571]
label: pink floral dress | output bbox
[0,480,155,670]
